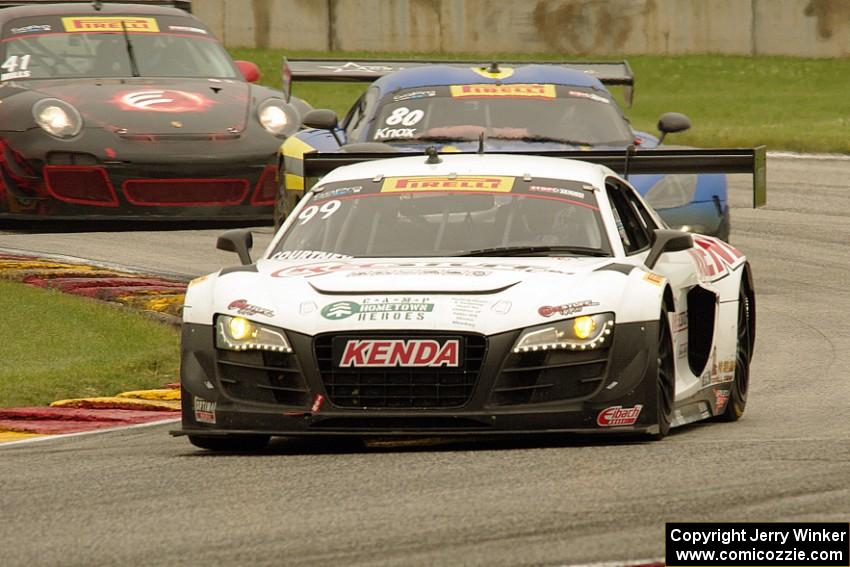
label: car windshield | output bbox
[369,84,633,146]
[271,175,612,259]
[1,16,237,80]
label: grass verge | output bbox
[229,48,850,153]
[0,281,179,408]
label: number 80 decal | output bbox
[297,200,341,224]
[385,107,424,126]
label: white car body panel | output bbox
[182,153,752,434]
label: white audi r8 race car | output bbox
[173,148,761,451]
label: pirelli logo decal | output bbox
[62,17,160,33]
[382,176,514,193]
[450,83,556,99]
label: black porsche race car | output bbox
[0,1,307,221]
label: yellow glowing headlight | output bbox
[228,317,255,341]
[216,315,292,352]
[573,316,596,339]
[512,313,614,353]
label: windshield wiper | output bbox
[490,135,595,146]
[120,20,140,77]
[457,245,609,257]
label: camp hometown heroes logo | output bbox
[381,176,513,193]
[321,299,435,322]
[62,16,160,32]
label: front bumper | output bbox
[0,128,280,220]
[174,320,662,438]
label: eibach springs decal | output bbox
[597,405,643,427]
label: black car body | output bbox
[0,1,305,220]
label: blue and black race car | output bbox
[277,59,730,239]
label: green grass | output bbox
[229,48,850,153]
[0,281,180,408]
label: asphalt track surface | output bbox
[2,155,849,566]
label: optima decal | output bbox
[450,84,556,99]
[338,339,460,368]
[115,90,211,113]
[381,176,514,193]
[597,405,643,427]
[62,16,160,33]
[193,398,216,424]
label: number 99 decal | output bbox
[297,200,341,224]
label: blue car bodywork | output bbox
[279,59,729,239]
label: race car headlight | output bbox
[512,313,614,353]
[257,99,297,137]
[33,98,83,139]
[644,174,698,210]
[216,315,292,352]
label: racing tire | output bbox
[718,282,753,421]
[188,434,270,452]
[273,176,301,231]
[651,305,676,439]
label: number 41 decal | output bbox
[1,54,32,81]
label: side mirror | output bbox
[645,229,693,270]
[217,229,253,265]
[657,112,691,144]
[302,108,339,131]
[234,60,261,83]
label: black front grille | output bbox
[216,349,309,407]
[490,348,609,406]
[315,333,486,409]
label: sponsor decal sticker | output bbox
[62,16,159,33]
[1,70,29,81]
[673,311,688,332]
[392,90,436,102]
[450,297,487,328]
[528,185,585,199]
[228,299,274,318]
[271,261,572,278]
[713,388,730,414]
[270,250,352,260]
[381,176,514,193]
[115,90,211,113]
[567,90,610,104]
[193,398,216,424]
[313,185,362,200]
[597,404,643,427]
[11,24,51,34]
[643,272,665,286]
[168,25,208,34]
[374,127,417,140]
[538,299,599,318]
[321,298,435,322]
[339,339,460,368]
[450,83,556,99]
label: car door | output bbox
[605,177,705,396]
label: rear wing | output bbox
[0,0,191,11]
[281,57,634,106]
[302,146,767,208]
